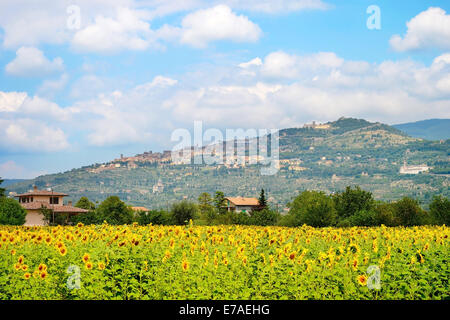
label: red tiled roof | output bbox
[15,190,68,197]
[131,206,149,212]
[20,202,89,213]
[226,197,260,206]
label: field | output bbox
[0,223,448,300]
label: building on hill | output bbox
[131,206,149,213]
[399,161,430,174]
[225,197,260,213]
[15,186,88,226]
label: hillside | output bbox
[6,118,449,209]
[393,119,450,141]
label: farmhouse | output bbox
[15,186,88,226]
[225,197,260,213]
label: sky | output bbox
[0,0,450,179]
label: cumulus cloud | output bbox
[390,7,450,52]
[5,47,64,77]
[72,7,156,53]
[160,5,262,48]
[0,91,71,152]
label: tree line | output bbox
[0,177,448,227]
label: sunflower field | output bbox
[0,222,448,300]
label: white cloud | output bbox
[390,7,450,52]
[5,47,64,77]
[72,7,155,53]
[164,5,262,48]
[0,91,71,152]
[0,119,69,152]
[38,73,69,98]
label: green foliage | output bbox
[135,209,174,225]
[0,197,26,225]
[40,205,70,226]
[171,200,198,225]
[258,189,267,209]
[333,186,375,219]
[429,195,450,225]
[0,178,5,198]
[213,191,227,215]
[249,208,279,226]
[197,192,216,224]
[75,197,96,211]
[288,190,337,227]
[96,196,133,225]
[392,197,427,226]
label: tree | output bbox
[333,186,375,219]
[249,208,279,226]
[96,196,133,225]
[392,197,426,226]
[198,192,216,224]
[136,209,173,225]
[171,200,198,225]
[213,191,227,215]
[258,189,267,210]
[75,197,96,211]
[0,197,26,225]
[429,195,450,225]
[288,190,337,227]
[0,177,5,197]
[41,205,71,226]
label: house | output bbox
[225,197,260,213]
[15,186,88,226]
[131,206,149,213]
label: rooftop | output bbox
[226,197,260,206]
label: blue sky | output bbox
[0,0,450,178]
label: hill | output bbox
[393,119,450,141]
[5,118,449,209]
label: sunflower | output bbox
[98,262,106,270]
[11,249,16,255]
[85,262,93,270]
[17,255,24,264]
[40,271,48,280]
[82,253,90,263]
[24,272,31,280]
[21,264,28,271]
[14,263,21,271]
[182,260,189,272]
[289,252,296,261]
[38,263,47,272]
[351,258,358,271]
[357,275,367,286]
[59,247,67,256]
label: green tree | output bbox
[171,200,198,225]
[41,205,71,226]
[0,197,26,225]
[429,195,450,225]
[258,189,267,210]
[288,190,337,227]
[392,197,427,226]
[213,191,227,214]
[96,196,133,225]
[136,209,173,225]
[333,186,375,219]
[198,192,216,224]
[249,208,279,226]
[0,177,5,197]
[75,197,96,211]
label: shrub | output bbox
[0,197,26,225]
[249,208,279,226]
[429,195,450,225]
[333,186,375,219]
[171,200,198,225]
[392,197,427,226]
[136,209,174,225]
[96,196,133,225]
[288,190,337,227]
